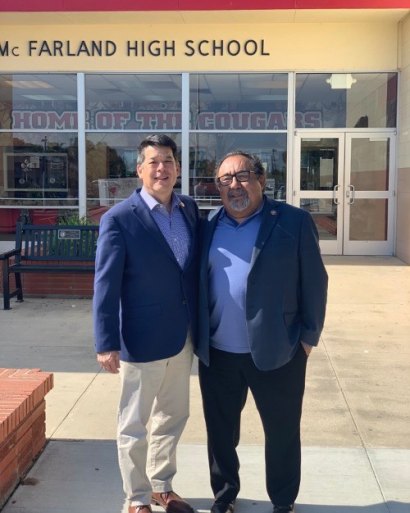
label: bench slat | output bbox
[10,264,95,272]
[17,224,98,261]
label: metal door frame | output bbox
[294,130,396,255]
[294,132,344,255]
[343,132,396,255]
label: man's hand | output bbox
[97,351,120,374]
[301,341,313,357]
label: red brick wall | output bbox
[0,369,54,508]
[14,270,94,297]
[0,265,94,299]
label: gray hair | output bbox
[215,151,265,178]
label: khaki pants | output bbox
[117,340,193,507]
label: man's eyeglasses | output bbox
[217,170,258,186]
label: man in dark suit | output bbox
[196,151,328,513]
[93,135,199,513]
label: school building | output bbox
[1,1,410,262]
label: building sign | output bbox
[0,23,398,73]
[1,39,270,59]
[10,109,322,130]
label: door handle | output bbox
[333,184,340,205]
[346,184,355,205]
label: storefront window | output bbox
[0,132,78,208]
[295,73,397,129]
[0,74,78,235]
[0,74,77,130]
[85,133,181,221]
[189,73,288,211]
[84,74,182,220]
[189,133,287,209]
[85,74,182,130]
[190,73,288,130]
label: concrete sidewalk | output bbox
[1,256,409,513]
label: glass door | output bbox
[294,132,396,255]
[294,134,344,255]
[343,134,395,255]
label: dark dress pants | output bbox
[198,345,307,506]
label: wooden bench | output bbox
[0,222,98,310]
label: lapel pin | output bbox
[179,201,185,208]
[270,209,277,216]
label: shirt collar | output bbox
[140,186,181,212]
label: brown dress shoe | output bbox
[128,506,152,513]
[151,491,194,513]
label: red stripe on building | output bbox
[0,0,409,12]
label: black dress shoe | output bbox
[210,502,235,513]
[273,505,295,513]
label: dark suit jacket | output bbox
[93,189,199,363]
[196,196,328,371]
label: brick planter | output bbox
[0,369,54,508]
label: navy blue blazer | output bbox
[195,197,328,371]
[93,189,199,362]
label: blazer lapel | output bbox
[179,198,196,233]
[200,207,222,282]
[250,199,280,268]
[129,191,177,263]
[205,207,222,251]
[178,198,197,268]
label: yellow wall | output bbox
[0,18,399,72]
[397,13,410,263]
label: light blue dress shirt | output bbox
[209,203,263,353]
[140,187,190,269]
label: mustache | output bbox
[227,189,248,199]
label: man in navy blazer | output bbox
[93,135,198,513]
[196,151,328,513]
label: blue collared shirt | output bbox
[209,202,264,353]
[140,187,190,269]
